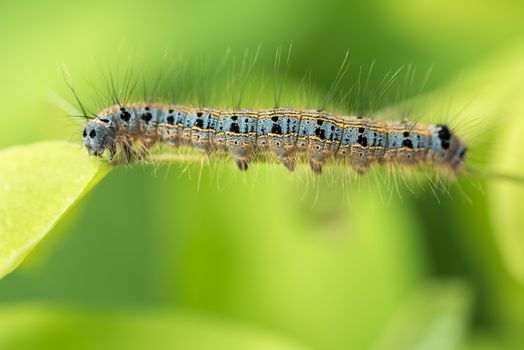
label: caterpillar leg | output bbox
[350,146,372,175]
[309,159,323,174]
[109,142,132,166]
[281,156,296,171]
[235,158,250,171]
[227,135,255,171]
[268,137,297,172]
[307,139,337,174]
[107,143,117,162]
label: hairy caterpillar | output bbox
[82,102,467,175]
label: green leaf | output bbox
[0,141,109,279]
[0,304,310,350]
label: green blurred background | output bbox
[1,0,524,349]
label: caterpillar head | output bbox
[431,124,468,173]
[82,117,117,158]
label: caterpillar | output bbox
[82,102,467,175]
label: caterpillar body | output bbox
[82,102,467,175]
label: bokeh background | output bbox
[1,0,524,349]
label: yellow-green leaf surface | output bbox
[372,281,471,350]
[0,141,109,279]
[0,304,309,350]
[489,98,524,284]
